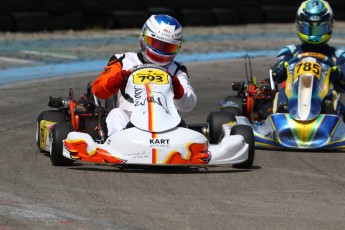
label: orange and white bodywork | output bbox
[62,126,249,166]
[62,65,250,166]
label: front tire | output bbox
[230,125,255,169]
[36,110,66,151]
[50,122,74,166]
[220,106,241,116]
[207,111,236,144]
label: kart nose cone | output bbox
[272,114,341,148]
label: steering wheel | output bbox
[121,64,170,102]
[287,52,335,67]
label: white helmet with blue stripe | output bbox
[140,15,183,66]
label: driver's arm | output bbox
[332,49,345,92]
[272,45,295,84]
[92,55,126,100]
[171,66,197,113]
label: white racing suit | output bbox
[92,52,197,136]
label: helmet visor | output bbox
[143,34,181,54]
[298,22,332,36]
[145,48,175,65]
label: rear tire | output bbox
[231,125,255,169]
[50,122,74,166]
[220,106,241,116]
[36,110,66,151]
[207,111,236,144]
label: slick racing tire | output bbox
[207,111,236,144]
[220,106,241,116]
[50,122,74,166]
[230,125,254,169]
[36,110,66,151]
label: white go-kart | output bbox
[37,64,255,169]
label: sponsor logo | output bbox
[150,138,170,148]
[134,86,170,114]
[309,16,320,21]
[123,151,149,159]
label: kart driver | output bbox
[92,14,197,136]
[272,0,345,113]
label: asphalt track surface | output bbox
[1,56,345,230]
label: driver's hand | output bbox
[330,66,342,83]
[107,69,131,91]
[272,61,287,83]
[172,76,184,99]
[275,62,286,76]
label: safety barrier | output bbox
[0,0,344,32]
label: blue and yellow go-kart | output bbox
[224,52,345,150]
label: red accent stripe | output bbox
[152,132,157,163]
[152,148,157,163]
[146,84,157,164]
[145,83,154,131]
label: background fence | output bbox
[0,0,344,32]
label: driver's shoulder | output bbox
[166,61,188,77]
[335,48,345,59]
[278,44,297,56]
[115,52,144,68]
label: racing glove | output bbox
[172,76,184,100]
[107,69,131,93]
[272,61,287,83]
[330,66,342,83]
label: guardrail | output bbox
[0,0,344,32]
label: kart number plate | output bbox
[132,69,169,85]
[294,61,322,79]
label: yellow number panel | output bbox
[293,61,322,80]
[132,69,169,85]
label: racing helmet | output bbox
[296,0,334,45]
[140,14,183,66]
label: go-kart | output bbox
[221,54,276,122]
[222,52,345,150]
[36,64,255,168]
